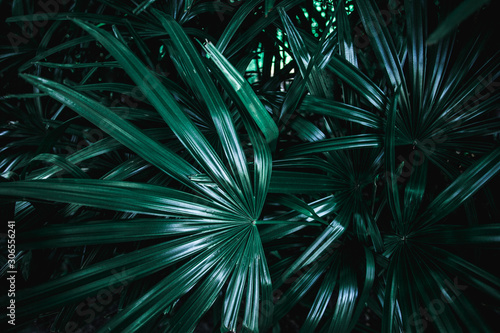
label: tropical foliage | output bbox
[1,0,499,332]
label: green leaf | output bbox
[268,171,340,194]
[19,74,198,189]
[185,0,194,11]
[327,55,387,111]
[385,91,403,231]
[28,153,89,179]
[203,41,275,216]
[403,151,428,224]
[224,0,304,58]
[203,41,278,151]
[95,226,247,332]
[239,227,272,332]
[0,230,237,321]
[216,0,264,53]
[168,239,241,333]
[301,95,383,129]
[265,0,275,16]
[71,19,247,214]
[153,10,254,215]
[405,0,426,128]
[279,211,347,286]
[423,244,500,301]
[424,262,491,333]
[356,0,410,112]
[222,228,254,332]
[133,0,157,15]
[381,249,400,333]
[300,258,338,333]
[272,254,331,324]
[347,247,376,332]
[18,219,236,249]
[414,224,500,245]
[427,0,490,45]
[326,263,358,332]
[282,134,383,158]
[336,0,357,67]
[34,61,120,68]
[290,116,326,142]
[0,179,239,219]
[269,194,328,225]
[416,147,500,228]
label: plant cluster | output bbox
[0,0,499,332]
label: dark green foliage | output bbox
[1,0,499,332]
